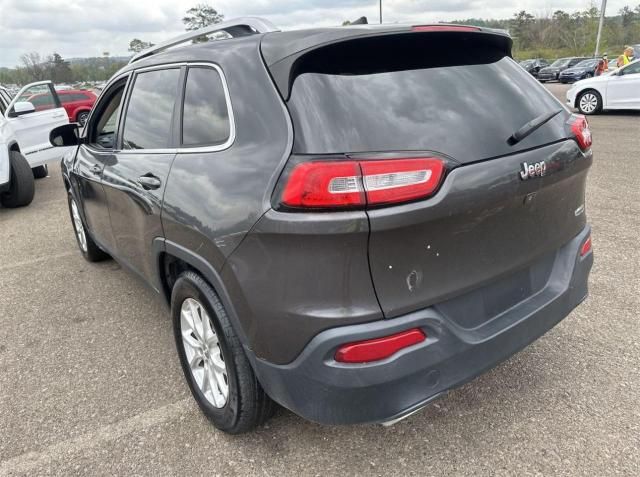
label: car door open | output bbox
[4,81,70,168]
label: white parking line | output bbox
[0,398,194,475]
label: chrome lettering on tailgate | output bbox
[519,160,547,180]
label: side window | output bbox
[622,62,640,75]
[15,84,59,112]
[181,67,231,147]
[89,81,126,150]
[122,68,181,150]
[59,94,72,104]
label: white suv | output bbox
[0,81,70,207]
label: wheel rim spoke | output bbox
[71,200,88,252]
[180,297,229,408]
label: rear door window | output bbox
[122,68,180,150]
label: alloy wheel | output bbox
[70,199,88,252]
[579,93,598,114]
[180,298,229,408]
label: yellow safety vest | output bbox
[623,55,631,65]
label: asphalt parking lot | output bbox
[1,83,639,476]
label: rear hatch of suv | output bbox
[264,27,592,321]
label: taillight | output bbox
[281,161,364,208]
[412,25,480,32]
[580,236,592,256]
[335,328,426,364]
[568,115,592,151]
[280,158,445,209]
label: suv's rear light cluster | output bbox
[568,115,592,151]
[335,328,427,364]
[280,158,445,209]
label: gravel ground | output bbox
[0,83,638,476]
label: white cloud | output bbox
[0,0,631,67]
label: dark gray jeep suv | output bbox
[51,18,594,433]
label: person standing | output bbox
[622,47,634,66]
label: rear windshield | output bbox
[551,58,571,67]
[287,36,566,161]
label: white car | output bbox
[567,59,640,115]
[0,81,70,207]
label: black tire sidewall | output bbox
[171,272,242,429]
[1,151,35,208]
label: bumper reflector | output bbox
[580,236,592,256]
[335,328,426,363]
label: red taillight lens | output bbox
[412,25,480,32]
[281,161,365,208]
[580,236,592,256]
[335,328,426,363]
[568,115,592,151]
[280,158,445,209]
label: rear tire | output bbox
[77,111,89,126]
[577,90,602,115]
[32,164,48,179]
[0,151,35,208]
[172,271,275,434]
[67,192,109,262]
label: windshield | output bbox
[551,58,570,67]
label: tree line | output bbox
[451,4,640,59]
[2,3,639,86]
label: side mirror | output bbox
[9,101,36,117]
[50,123,81,147]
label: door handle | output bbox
[89,164,102,175]
[138,174,162,190]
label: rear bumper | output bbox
[249,226,593,425]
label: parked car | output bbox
[538,57,591,82]
[0,81,70,207]
[559,58,599,83]
[51,19,594,433]
[27,89,96,126]
[519,58,549,77]
[567,59,640,114]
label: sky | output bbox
[0,0,633,68]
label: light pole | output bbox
[594,0,607,57]
[379,0,382,24]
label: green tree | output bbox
[49,53,73,83]
[128,38,154,53]
[510,11,536,49]
[182,4,224,42]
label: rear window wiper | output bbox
[507,109,563,146]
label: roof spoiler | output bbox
[129,17,279,64]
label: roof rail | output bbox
[129,17,279,64]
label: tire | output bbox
[67,192,109,262]
[172,271,275,434]
[0,151,35,208]
[32,164,48,179]
[77,111,90,126]
[577,90,602,115]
